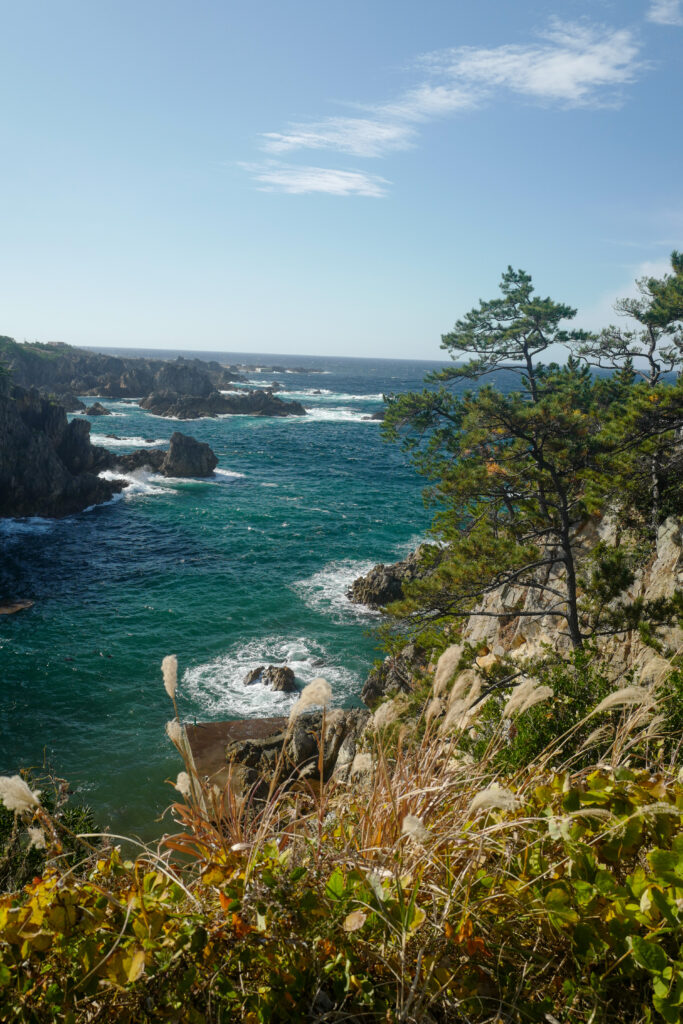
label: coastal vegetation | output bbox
[2,256,683,1022]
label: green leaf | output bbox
[629,934,668,974]
[325,867,345,901]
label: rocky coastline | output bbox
[0,379,222,520]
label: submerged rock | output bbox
[0,600,34,615]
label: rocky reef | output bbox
[0,376,222,518]
[139,388,306,419]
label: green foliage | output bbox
[0,776,98,894]
[1,762,682,1023]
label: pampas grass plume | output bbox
[469,783,519,815]
[593,686,656,715]
[0,775,41,813]
[166,719,184,749]
[401,814,430,844]
[503,679,553,718]
[289,677,331,721]
[27,826,47,850]
[174,771,192,798]
[162,654,178,701]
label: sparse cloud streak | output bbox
[647,1,683,26]
[245,162,390,197]
[249,20,643,196]
[261,117,416,158]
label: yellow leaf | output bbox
[343,910,367,932]
[408,906,426,933]
[127,948,146,983]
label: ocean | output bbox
[0,351,451,837]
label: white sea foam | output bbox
[90,434,167,448]
[183,634,359,717]
[213,468,246,481]
[98,469,174,497]
[288,391,382,402]
[300,407,381,424]
[293,559,381,621]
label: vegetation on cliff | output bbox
[2,258,683,1022]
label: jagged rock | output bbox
[102,432,219,478]
[109,449,165,473]
[361,642,427,708]
[347,545,440,609]
[139,388,306,419]
[261,666,297,692]
[0,382,123,517]
[85,402,110,416]
[53,393,85,412]
[241,664,297,691]
[222,708,370,791]
[161,431,218,477]
[243,666,265,686]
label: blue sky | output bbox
[1,0,681,359]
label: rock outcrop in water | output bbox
[139,389,306,419]
[243,665,297,692]
[105,431,219,478]
[347,544,441,609]
[85,402,110,416]
[0,380,122,517]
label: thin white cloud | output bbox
[419,22,641,107]
[251,20,643,195]
[647,0,683,26]
[245,162,390,197]
[261,117,415,157]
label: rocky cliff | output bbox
[0,379,122,517]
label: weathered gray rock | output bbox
[347,544,441,609]
[243,666,266,686]
[242,664,297,692]
[223,708,370,791]
[101,432,219,478]
[161,431,218,477]
[0,382,123,517]
[361,643,427,708]
[262,666,297,692]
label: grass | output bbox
[1,655,683,1023]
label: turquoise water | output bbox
[0,353,445,837]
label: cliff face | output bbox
[0,379,122,517]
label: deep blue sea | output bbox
[0,351,452,837]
